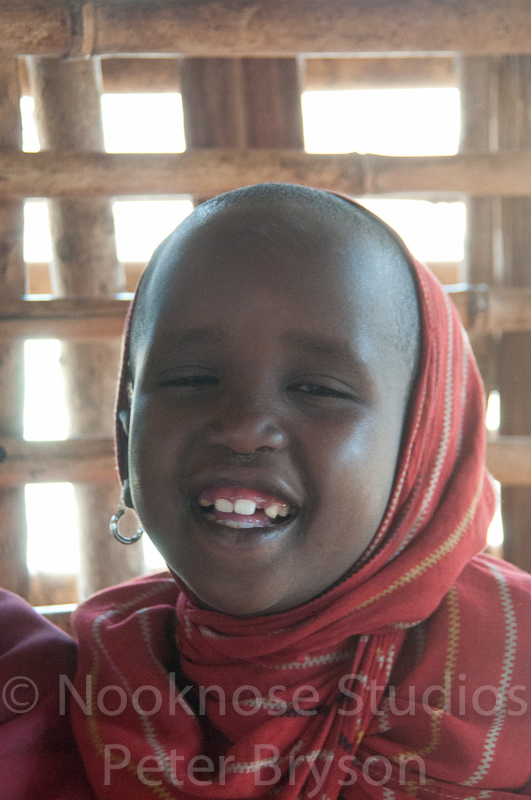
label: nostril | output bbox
[205,415,287,453]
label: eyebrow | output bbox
[153,327,222,350]
[282,329,365,370]
[148,326,370,380]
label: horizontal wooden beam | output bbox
[2,286,531,340]
[20,56,455,95]
[36,604,75,634]
[0,438,117,486]
[3,1,531,57]
[26,260,460,295]
[99,55,456,93]
[0,296,131,339]
[446,285,531,334]
[5,150,531,199]
[304,56,455,90]
[1,435,529,486]
[27,262,144,295]
[486,437,531,487]
[484,286,531,334]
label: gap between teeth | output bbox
[202,497,289,518]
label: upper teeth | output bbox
[266,504,289,517]
[214,498,258,515]
[208,497,289,518]
[214,499,234,513]
[214,497,256,516]
[234,499,257,515]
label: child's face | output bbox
[123,203,414,616]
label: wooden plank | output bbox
[26,260,459,295]
[4,1,531,58]
[497,56,531,573]
[28,574,78,608]
[486,437,531,486]
[27,261,144,294]
[446,284,531,335]
[19,56,455,96]
[35,603,76,635]
[2,435,528,486]
[304,56,455,90]
[28,56,143,598]
[0,1,70,57]
[2,286,531,339]
[487,287,531,333]
[20,56,454,96]
[101,56,181,93]
[100,56,456,93]
[6,150,531,198]
[457,56,499,395]
[0,438,116,486]
[0,296,131,339]
[0,57,29,598]
[181,57,303,169]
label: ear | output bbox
[116,407,134,508]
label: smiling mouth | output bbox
[194,486,297,529]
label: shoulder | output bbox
[456,552,531,624]
[72,572,180,662]
[0,588,94,799]
[0,587,77,700]
[72,570,178,630]
[405,553,531,688]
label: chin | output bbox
[197,592,278,617]
[189,581,298,617]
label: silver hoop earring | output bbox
[110,508,144,545]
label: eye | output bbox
[158,371,219,390]
[288,379,354,402]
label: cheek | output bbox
[127,399,182,510]
[310,413,401,540]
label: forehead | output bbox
[126,196,419,422]
[140,200,392,324]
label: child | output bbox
[71,184,531,799]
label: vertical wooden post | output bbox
[0,58,28,597]
[496,56,531,571]
[457,56,499,395]
[180,56,303,159]
[27,57,144,597]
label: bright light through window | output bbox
[486,390,501,432]
[113,199,193,262]
[101,94,186,153]
[302,88,460,156]
[143,535,166,570]
[20,95,39,152]
[358,198,465,264]
[303,87,463,265]
[488,481,504,549]
[26,483,80,573]
[24,201,52,262]
[24,340,68,441]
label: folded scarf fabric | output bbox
[72,244,531,798]
[0,588,95,800]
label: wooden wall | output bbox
[1,0,530,609]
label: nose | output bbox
[204,392,287,454]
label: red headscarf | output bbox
[72,195,531,799]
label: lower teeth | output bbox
[214,520,259,529]
[201,509,290,528]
